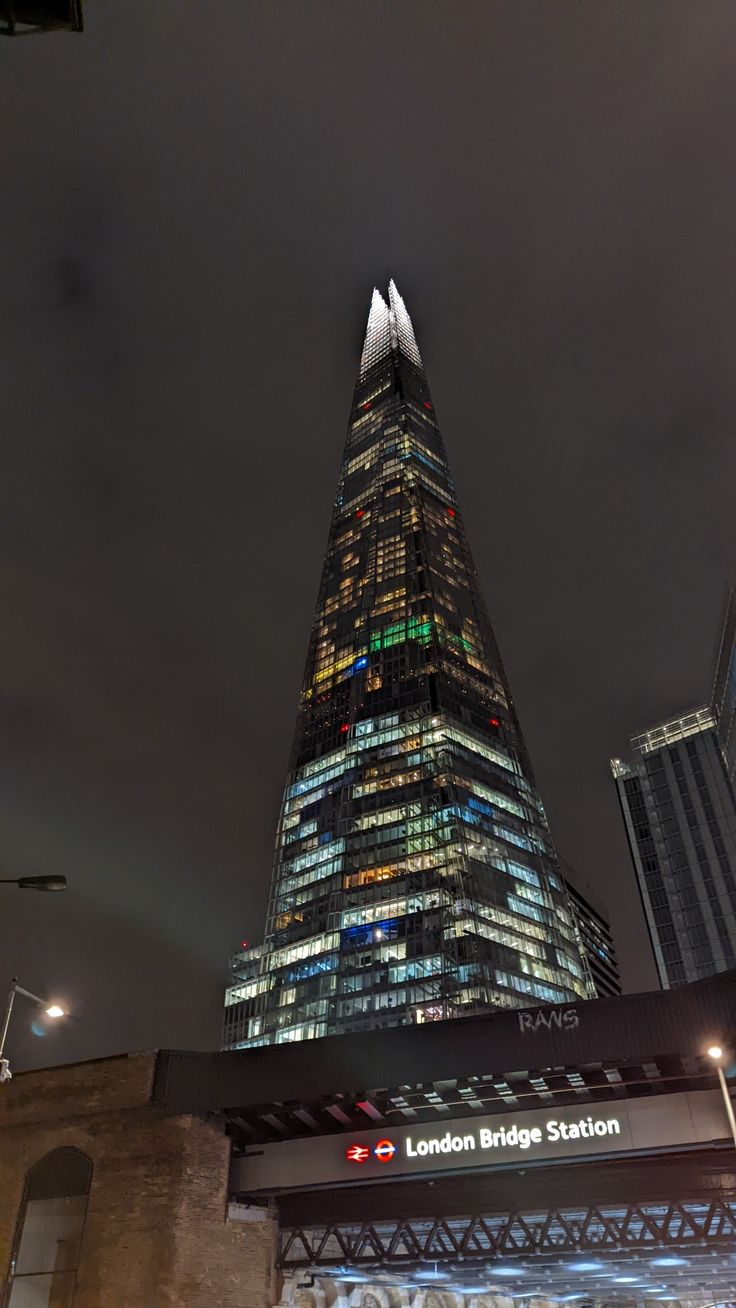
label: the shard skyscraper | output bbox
[223,282,588,1048]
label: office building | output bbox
[561,866,621,999]
[612,704,736,989]
[224,282,588,1048]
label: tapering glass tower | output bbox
[224,282,587,1048]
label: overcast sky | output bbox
[2,1,735,1071]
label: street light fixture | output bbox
[0,875,67,892]
[706,1044,736,1148]
[0,1,84,35]
[0,978,67,1085]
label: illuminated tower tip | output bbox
[360,280,423,378]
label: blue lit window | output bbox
[285,954,338,983]
[341,918,399,947]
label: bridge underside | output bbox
[277,1150,736,1305]
[154,976,736,1305]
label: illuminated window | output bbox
[343,864,402,888]
[223,286,591,1050]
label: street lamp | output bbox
[0,875,67,892]
[706,1044,736,1148]
[0,1,84,35]
[0,978,66,1085]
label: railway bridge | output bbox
[153,970,736,1308]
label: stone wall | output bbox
[0,1052,277,1308]
[277,1274,520,1308]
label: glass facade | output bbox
[612,708,736,989]
[561,867,621,1000]
[223,281,587,1048]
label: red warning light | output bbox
[356,509,365,519]
[489,717,500,728]
[339,723,350,734]
[423,401,433,410]
[346,1144,370,1164]
[361,401,372,411]
[241,940,249,949]
[447,508,456,517]
[374,1139,396,1162]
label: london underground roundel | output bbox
[373,1139,396,1163]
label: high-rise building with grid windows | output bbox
[223,282,588,1048]
[612,586,736,991]
[559,864,621,1000]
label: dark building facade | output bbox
[561,867,621,999]
[713,582,736,785]
[224,282,587,1048]
[612,707,736,989]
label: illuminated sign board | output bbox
[231,1088,727,1195]
[404,1114,621,1157]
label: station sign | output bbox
[231,1087,727,1195]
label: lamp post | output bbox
[0,875,67,892]
[707,1045,736,1148]
[0,978,66,1084]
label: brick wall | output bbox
[0,1053,277,1308]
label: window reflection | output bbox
[7,1149,91,1308]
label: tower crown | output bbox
[359,279,423,379]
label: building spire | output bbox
[359,280,423,379]
[387,279,423,371]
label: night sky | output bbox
[2,3,735,1072]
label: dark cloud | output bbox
[52,255,93,310]
[1,1,735,1070]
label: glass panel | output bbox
[8,1271,77,1308]
[14,1194,86,1275]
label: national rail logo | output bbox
[345,1144,370,1163]
[346,1139,396,1164]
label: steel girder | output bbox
[279,1199,736,1267]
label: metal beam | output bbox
[279,1198,736,1266]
